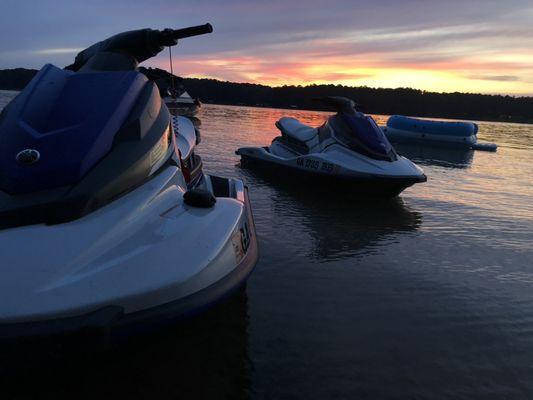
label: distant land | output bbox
[1,67,532,124]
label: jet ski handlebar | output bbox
[158,23,213,47]
[169,23,213,40]
[313,96,360,114]
[67,24,213,72]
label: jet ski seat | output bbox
[276,117,317,142]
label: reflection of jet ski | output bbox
[0,24,258,345]
[2,290,250,398]
[240,173,422,262]
[393,143,475,169]
[237,97,427,197]
[286,195,421,261]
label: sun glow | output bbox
[146,16,533,96]
[151,54,533,95]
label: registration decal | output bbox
[296,159,337,174]
[231,221,250,263]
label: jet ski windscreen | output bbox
[339,114,396,161]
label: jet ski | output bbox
[172,114,203,188]
[165,90,201,117]
[0,24,258,344]
[236,97,427,196]
[138,66,201,118]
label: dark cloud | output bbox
[467,75,521,82]
[0,0,531,93]
[1,0,532,63]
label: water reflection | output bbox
[243,170,422,261]
[0,290,250,400]
[295,196,420,261]
[187,116,202,129]
[394,143,474,169]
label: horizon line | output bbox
[1,66,532,99]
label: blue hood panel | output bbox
[0,64,148,194]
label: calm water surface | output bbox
[1,91,532,399]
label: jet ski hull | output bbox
[0,169,258,345]
[237,147,426,197]
[167,103,200,117]
[0,214,256,347]
[165,99,200,117]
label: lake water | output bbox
[1,90,533,399]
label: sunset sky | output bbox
[1,0,532,95]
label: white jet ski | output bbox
[0,24,258,344]
[172,114,204,188]
[165,90,201,117]
[237,97,426,197]
[138,67,201,117]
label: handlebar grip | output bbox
[171,23,213,40]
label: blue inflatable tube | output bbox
[382,115,480,149]
[387,115,478,137]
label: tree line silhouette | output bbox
[1,67,532,123]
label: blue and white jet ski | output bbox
[237,97,426,196]
[0,24,258,344]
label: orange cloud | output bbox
[147,35,533,95]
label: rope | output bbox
[169,46,176,99]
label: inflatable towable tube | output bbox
[383,115,478,148]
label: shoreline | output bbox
[199,101,533,125]
[1,88,532,125]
